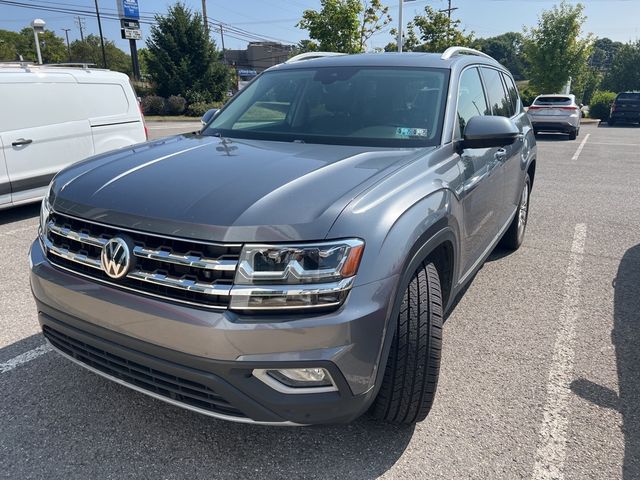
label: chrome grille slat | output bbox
[44,211,240,309]
[45,236,103,270]
[132,246,237,271]
[48,221,108,247]
[127,271,232,296]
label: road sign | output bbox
[120,19,140,29]
[117,0,140,20]
[121,28,142,40]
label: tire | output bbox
[499,173,531,250]
[608,118,616,126]
[568,130,577,140]
[371,262,443,424]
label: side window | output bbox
[501,73,520,114]
[456,68,489,139]
[481,67,513,118]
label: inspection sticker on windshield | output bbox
[396,127,428,138]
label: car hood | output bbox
[51,134,429,242]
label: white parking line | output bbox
[0,343,52,374]
[532,223,587,480]
[571,134,590,160]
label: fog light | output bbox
[253,368,337,394]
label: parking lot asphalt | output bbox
[146,120,201,140]
[1,122,639,479]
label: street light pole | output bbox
[31,18,46,64]
[397,0,403,53]
[61,28,71,62]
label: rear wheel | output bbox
[568,129,577,140]
[371,262,443,424]
[499,173,531,250]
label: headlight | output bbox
[230,239,364,311]
[39,193,51,240]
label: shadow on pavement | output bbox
[1,333,415,479]
[0,202,39,226]
[571,243,640,479]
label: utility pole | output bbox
[61,28,71,61]
[201,0,209,36]
[439,0,458,42]
[219,24,226,62]
[94,0,108,68]
[74,16,85,42]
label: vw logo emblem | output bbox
[101,237,131,279]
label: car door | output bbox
[500,72,529,218]
[0,137,10,207]
[455,67,504,276]
[0,74,94,204]
[479,66,524,228]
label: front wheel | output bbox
[499,173,531,250]
[370,262,443,424]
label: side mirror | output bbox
[201,108,219,126]
[461,116,519,150]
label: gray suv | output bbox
[30,47,536,425]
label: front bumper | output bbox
[30,239,396,424]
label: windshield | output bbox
[203,66,449,147]
[617,93,640,101]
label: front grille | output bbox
[43,326,247,418]
[44,211,241,308]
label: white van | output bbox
[0,63,147,209]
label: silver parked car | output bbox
[528,94,581,139]
[31,47,536,425]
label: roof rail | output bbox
[441,46,495,61]
[44,62,98,69]
[285,52,346,64]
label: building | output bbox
[226,42,293,73]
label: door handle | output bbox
[495,148,508,162]
[12,138,33,147]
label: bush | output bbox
[185,89,213,105]
[166,95,186,115]
[589,90,617,121]
[518,85,539,107]
[141,95,165,115]
[186,101,223,117]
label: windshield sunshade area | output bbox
[204,66,450,147]
[617,92,640,101]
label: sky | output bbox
[0,0,639,53]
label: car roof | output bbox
[0,64,129,83]
[269,52,504,72]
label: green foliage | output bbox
[518,84,539,107]
[601,40,640,93]
[1,28,67,63]
[523,1,593,94]
[387,6,473,53]
[146,2,232,102]
[186,101,223,117]
[293,39,319,55]
[298,0,391,53]
[589,90,617,120]
[473,33,526,80]
[590,37,623,72]
[69,35,131,73]
[141,95,166,115]
[166,95,186,115]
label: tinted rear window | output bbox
[617,93,640,101]
[534,96,572,105]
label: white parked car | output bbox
[0,63,147,210]
[527,94,581,139]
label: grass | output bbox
[144,115,200,122]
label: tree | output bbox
[145,2,232,102]
[601,40,640,92]
[297,0,391,53]
[293,39,319,55]
[2,28,67,63]
[387,6,473,53]
[69,35,132,74]
[473,32,526,80]
[523,1,593,94]
[590,37,623,72]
